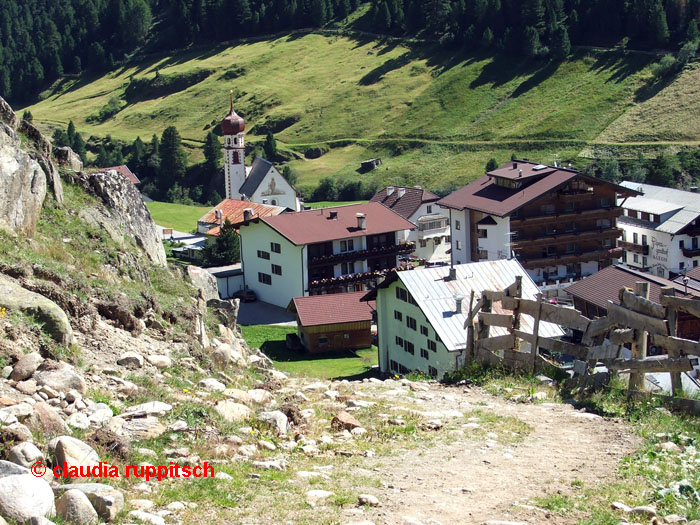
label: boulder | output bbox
[214,401,251,423]
[0,402,33,422]
[222,388,253,405]
[248,389,273,406]
[198,378,226,392]
[8,442,44,469]
[55,489,98,525]
[28,402,69,435]
[0,119,46,237]
[10,352,43,381]
[31,152,64,206]
[106,416,166,440]
[306,489,334,507]
[145,355,171,369]
[35,362,86,394]
[259,410,288,435]
[18,119,52,157]
[53,483,124,522]
[0,422,33,442]
[0,474,55,522]
[186,266,219,302]
[54,436,100,470]
[0,460,30,478]
[331,411,363,431]
[116,352,144,368]
[0,96,19,129]
[0,276,73,345]
[128,510,165,525]
[122,401,172,416]
[53,146,83,173]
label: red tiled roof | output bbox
[96,165,140,184]
[566,265,700,311]
[370,186,440,220]
[291,292,375,327]
[255,202,415,245]
[201,199,285,236]
[437,161,640,217]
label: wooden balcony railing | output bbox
[618,240,650,255]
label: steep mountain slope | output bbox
[24,33,699,191]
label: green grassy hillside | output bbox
[24,32,700,193]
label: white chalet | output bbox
[238,202,415,308]
[617,181,700,279]
[363,259,564,379]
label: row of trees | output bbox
[589,148,700,188]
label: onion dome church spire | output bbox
[221,91,246,199]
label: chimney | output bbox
[513,162,517,169]
[518,169,523,178]
[387,186,395,196]
[447,267,457,281]
[262,198,268,204]
[455,294,465,314]
[215,209,223,225]
[329,210,338,219]
[243,208,254,222]
[398,188,406,198]
[356,213,366,230]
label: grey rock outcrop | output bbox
[0,275,74,345]
[55,489,99,525]
[0,97,19,129]
[31,152,64,206]
[0,121,47,236]
[53,483,124,522]
[10,352,44,381]
[54,146,83,172]
[187,266,219,302]
[78,170,166,266]
[35,362,86,394]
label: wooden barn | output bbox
[288,292,375,353]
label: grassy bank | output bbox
[146,201,211,233]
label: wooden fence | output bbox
[464,279,700,406]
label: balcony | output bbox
[682,246,700,257]
[308,242,415,267]
[308,267,406,291]
[511,228,621,248]
[510,207,621,226]
[518,247,622,269]
[619,240,649,255]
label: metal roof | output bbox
[395,259,565,352]
[620,181,700,234]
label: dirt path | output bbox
[344,385,641,525]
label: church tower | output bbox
[221,92,246,199]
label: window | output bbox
[319,337,329,345]
[428,340,437,352]
[428,366,438,378]
[258,272,271,285]
[396,287,408,302]
[479,249,488,259]
[680,240,685,249]
[341,261,355,275]
[455,220,461,230]
[598,198,612,208]
[340,239,354,252]
[404,341,415,354]
[621,230,626,241]
[271,242,281,253]
[540,204,556,216]
[456,240,462,250]
[343,333,350,339]
[390,360,398,372]
[272,264,282,275]
[544,224,556,235]
[271,199,277,206]
[633,233,638,244]
[394,310,403,321]
[641,212,649,221]
[257,250,270,260]
[478,229,488,238]
[680,261,686,270]
[434,237,442,245]
[420,349,429,360]
[633,253,639,263]
[427,205,432,213]
[395,336,404,346]
[642,234,648,246]
[695,260,699,268]
[564,201,575,212]
[406,316,417,330]
[420,325,428,336]
[621,251,627,263]
[599,238,612,249]
[596,219,611,229]
[419,239,427,248]
[657,267,665,277]
[643,256,648,267]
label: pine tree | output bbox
[485,157,498,171]
[523,26,542,57]
[22,110,33,122]
[96,144,110,167]
[521,0,545,34]
[263,132,277,159]
[687,19,699,43]
[129,137,146,170]
[649,0,670,47]
[72,133,87,162]
[67,121,76,144]
[551,25,571,59]
[481,27,494,48]
[311,0,328,26]
[203,132,222,172]
[202,219,241,265]
[52,129,70,148]
[378,1,392,30]
[159,126,188,187]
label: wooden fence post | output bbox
[476,291,492,343]
[629,282,650,393]
[530,293,543,374]
[512,276,522,352]
[661,286,682,396]
[466,290,475,360]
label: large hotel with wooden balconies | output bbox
[438,161,640,296]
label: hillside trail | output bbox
[342,384,641,525]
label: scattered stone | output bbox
[222,388,252,405]
[53,483,124,522]
[248,389,273,405]
[123,401,173,416]
[15,379,38,395]
[260,410,288,435]
[145,355,171,369]
[54,436,100,470]
[251,459,285,471]
[169,420,188,432]
[10,352,43,381]
[659,441,681,453]
[55,489,98,525]
[28,401,68,434]
[1,422,33,442]
[0,460,30,478]
[67,413,91,430]
[296,471,329,480]
[628,506,657,518]
[331,411,362,431]
[8,442,44,469]
[116,352,144,368]
[0,474,56,522]
[85,403,113,425]
[35,363,87,394]
[423,419,443,430]
[128,510,165,525]
[351,427,368,436]
[389,418,406,426]
[107,416,166,440]
[129,499,155,511]
[358,494,380,507]
[199,378,226,392]
[214,401,251,423]
[166,502,186,511]
[257,440,276,451]
[611,501,632,513]
[215,472,233,480]
[306,489,334,506]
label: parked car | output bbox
[233,289,257,302]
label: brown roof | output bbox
[96,165,140,184]
[253,202,415,245]
[566,265,700,311]
[291,292,375,327]
[200,199,285,235]
[370,186,440,220]
[437,161,640,217]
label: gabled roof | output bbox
[200,199,286,235]
[95,165,140,184]
[239,157,275,197]
[619,181,700,235]
[438,161,639,217]
[566,265,700,310]
[364,259,564,352]
[289,292,375,327]
[370,186,440,220]
[246,202,415,246]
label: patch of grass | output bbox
[533,493,576,515]
[240,324,378,379]
[305,200,367,209]
[146,201,211,233]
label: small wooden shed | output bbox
[288,292,374,353]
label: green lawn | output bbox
[305,200,367,209]
[146,201,211,233]
[240,324,378,379]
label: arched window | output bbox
[233,152,239,164]
[271,199,278,205]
